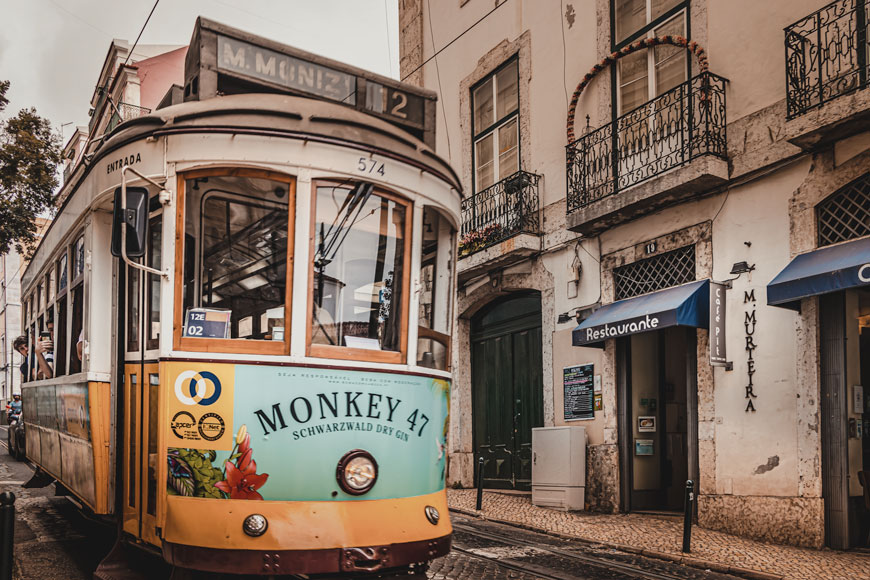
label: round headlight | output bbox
[242,514,268,537]
[336,449,378,495]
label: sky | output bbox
[0,0,399,144]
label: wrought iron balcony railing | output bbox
[785,0,869,119]
[566,72,727,214]
[106,102,151,132]
[459,170,540,258]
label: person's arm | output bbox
[35,340,54,379]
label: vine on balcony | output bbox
[566,35,710,143]
[458,223,503,257]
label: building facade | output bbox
[400,0,870,550]
[59,41,187,196]
[0,218,51,405]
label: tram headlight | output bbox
[242,514,268,537]
[425,505,440,525]
[336,449,378,495]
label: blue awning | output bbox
[767,237,870,309]
[573,280,710,347]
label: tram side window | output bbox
[310,182,409,355]
[69,286,83,374]
[55,253,69,376]
[126,266,140,352]
[182,174,291,341]
[146,215,162,350]
[417,207,455,370]
[69,236,85,374]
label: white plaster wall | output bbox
[552,328,606,445]
[547,242,602,336]
[709,159,813,497]
[706,0,826,121]
[583,157,812,498]
[421,0,597,206]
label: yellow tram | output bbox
[18,18,460,576]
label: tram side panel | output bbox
[159,361,451,574]
[22,381,112,513]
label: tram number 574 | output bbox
[357,157,385,176]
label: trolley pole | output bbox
[0,492,14,580]
[682,480,694,553]
[475,456,484,511]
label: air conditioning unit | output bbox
[531,426,586,511]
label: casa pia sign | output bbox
[164,362,449,501]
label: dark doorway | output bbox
[471,292,544,490]
[619,327,697,512]
[821,289,870,549]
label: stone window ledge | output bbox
[786,89,870,152]
[457,233,540,282]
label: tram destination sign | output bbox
[217,36,358,105]
[185,19,435,146]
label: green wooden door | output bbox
[471,293,543,490]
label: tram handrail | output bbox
[120,165,170,279]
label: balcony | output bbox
[106,102,151,133]
[458,170,541,281]
[785,0,870,150]
[566,72,728,235]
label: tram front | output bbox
[103,18,462,577]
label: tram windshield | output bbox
[311,182,408,352]
[182,173,291,340]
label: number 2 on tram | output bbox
[19,18,460,577]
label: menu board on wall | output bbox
[564,363,594,421]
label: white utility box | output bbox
[531,426,586,510]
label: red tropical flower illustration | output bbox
[215,431,269,500]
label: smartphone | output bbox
[39,332,51,340]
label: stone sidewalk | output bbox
[447,490,870,580]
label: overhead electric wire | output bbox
[41,0,113,38]
[401,0,509,82]
[123,0,162,67]
[425,0,452,162]
[384,0,395,78]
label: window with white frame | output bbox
[614,0,688,115]
[472,58,519,193]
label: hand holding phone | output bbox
[37,333,53,354]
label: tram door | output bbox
[120,207,162,546]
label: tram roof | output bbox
[25,93,462,289]
[103,92,460,192]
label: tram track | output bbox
[451,519,738,580]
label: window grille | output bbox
[817,174,870,247]
[613,245,695,300]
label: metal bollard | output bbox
[682,480,694,553]
[0,492,14,580]
[475,456,484,511]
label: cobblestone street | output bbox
[0,428,747,580]
[448,490,870,580]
